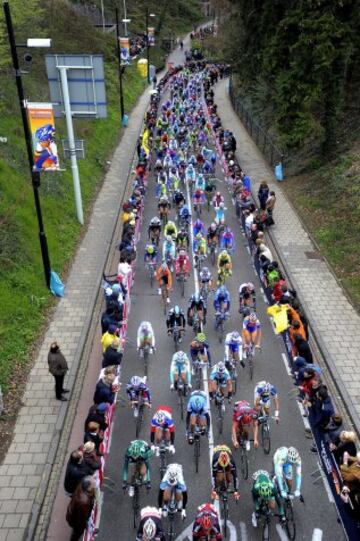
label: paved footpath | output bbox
[0,82,152,540]
[215,78,360,432]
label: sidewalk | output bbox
[0,85,153,539]
[215,79,360,432]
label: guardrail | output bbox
[228,76,285,173]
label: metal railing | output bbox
[229,76,285,173]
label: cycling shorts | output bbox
[189,412,207,420]
[175,362,188,374]
[228,343,240,352]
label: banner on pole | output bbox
[27,102,60,171]
[120,37,131,65]
[147,27,155,46]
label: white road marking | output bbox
[239,521,248,540]
[281,353,292,377]
[175,523,192,541]
[317,461,335,503]
[262,294,268,304]
[296,400,311,431]
[312,528,323,541]
[275,524,289,540]
[246,246,250,254]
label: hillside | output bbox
[0,0,201,419]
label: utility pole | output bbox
[3,0,52,288]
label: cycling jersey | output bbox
[170,353,192,385]
[274,447,302,496]
[233,400,258,424]
[151,406,175,444]
[225,333,243,358]
[123,440,153,482]
[243,316,261,333]
[212,445,239,491]
[254,381,278,406]
[210,364,231,384]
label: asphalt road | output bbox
[97,77,345,540]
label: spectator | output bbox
[266,190,276,220]
[293,333,313,364]
[82,441,101,472]
[323,414,343,446]
[84,421,103,453]
[258,182,269,211]
[93,372,117,405]
[289,320,307,355]
[66,476,96,541]
[84,403,109,433]
[101,324,118,354]
[64,450,94,496]
[102,338,123,368]
[331,431,357,465]
[47,342,69,401]
[152,74,157,89]
[340,452,360,495]
[310,384,334,431]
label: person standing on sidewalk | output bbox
[48,341,69,401]
[66,476,96,541]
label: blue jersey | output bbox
[213,290,231,311]
[187,392,208,415]
[210,366,230,384]
[254,382,277,405]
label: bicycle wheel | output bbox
[222,499,228,538]
[181,275,185,298]
[136,404,144,438]
[133,486,140,528]
[150,267,154,288]
[261,420,271,455]
[195,367,202,390]
[217,404,223,435]
[162,291,167,315]
[240,446,249,480]
[285,501,296,540]
[160,451,167,478]
[231,372,237,394]
[262,519,270,541]
[194,438,200,473]
[178,389,184,421]
[210,246,215,266]
[144,350,149,377]
[218,321,224,343]
[168,518,176,541]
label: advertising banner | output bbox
[147,26,155,46]
[120,37,131,65]
[27,102,59,171]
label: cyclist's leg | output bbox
[163,486,171,504]
[283,464,293,492]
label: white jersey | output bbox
[224,332,243,360]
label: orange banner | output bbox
[27,102,59,171]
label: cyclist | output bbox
[209,361,233,404]
[136,506,165,541]
[164,220,178,240]
[185,162,196,188]
[273,447,302,499]
[195,172,206,192]
[232,399,259,451]
[205,175,216,206]
[207,222,218,247]
[192,502,222,540]
[186,390,210,444]
[192,188,206,209]
[170,351,192,391]
[175,249,191,281]
[178,204,191,228]
[251,470,285,528]
[193,232,207,258]
[254,381,279,421]
[158,463,187,519]
[176,227,190,251]
[126,376,152,416]
[193,218,206,237]
[220,226,234,253]
[150,406,176,456]
[213,284,231,314]
[190,332,211,367]
[238,282,256,315]
[158,195,171,222]
[137,321,156,354]
[156,262,172,303]
[166,305,186,342]
[199,266,214,293]
[242,312,262,350]
[144,243,158,265]
[215,201,227,224]
[217,250,232,284]
[187,292,207,326]
[224,331,244,369]
[157,175,168,199]
[211,444,240,500]
[148,217,161,245]
[212,191,224,210]
[162,236,176,267]
[173,189,186,211]
[122,439,153,497]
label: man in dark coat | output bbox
[102,338,123,368]
[48,341,69,401]
[64,450,93,495]
[66,476,95,540]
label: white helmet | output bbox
[287,447,300,463]
[143,518,157,539]
[167,463,181,486]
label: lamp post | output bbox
[115,7,125,121]
[3,0,52,289]
[146,9,155,84]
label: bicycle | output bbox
[192,310,203,335]
[236,432,249,480]
[214,389,225,435]
[175,379,188,420]
[125,467,148,529]
[147,261,157,288]
[258,501,272,541]
[214,310,228,343]
[133,390,147,438]
[227,357,238,394]
[160,282,170,315]
[139,343,151,376]
[194,252,206,273]
[192,423,203,473]
[177,270,186,298]
[192,356,208,389]
[258,406,272,455]
[170,325,184,352]
[165,486,181,541]
[158,438,170,478]
[199,280,210,305]
[208,239,217,266]
[215,483,236,538]
[244,342,260,380]
[282,494,304,540]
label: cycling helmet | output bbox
[219,250,228,259]
[192,396,203,411]
[129,440,143,459]
[140,321,151,331]
[175,351,186,363]
[196,232,203,239]
[143,518,157,540]
[150,217,161,226]
[194,218,202,227]
[218,449,230,468]
[166,236,173,243]
[146,245,154,255]
[231,331,240,340]
[167,464,180,486]
[160,195,168,202]
[287,447,300,463]
[180,228,187,235]
[216,191,221,197]
[155,411,165,425]
[195,188,202,196]
[196,333,206,343]
[218,285,227,296]
[219,202,225,208]
[262,382,271,394]
[161,262,168,271]
[130,375,142,388]
[194,292,201,303]
[249,312,257,322]
[210,223,217,231]
[178,250,187,258]
[201,266,210,275]
[218,361,226,373]
[174,305,181,315]
[200,513,212,531]
[247,282,255,291]
[258,481,273,499]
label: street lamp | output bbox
[146,9,156,84]
[3,0,52,289]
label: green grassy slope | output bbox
[0,0,201,393]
